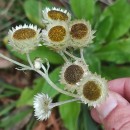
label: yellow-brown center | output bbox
[13,28,36,40]
[83,81,101,101]
[48,26,66,42]
[70,23,88,39]
[48,10,68,21]
[64,65,84,85]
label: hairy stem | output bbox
[80,48,86,64]
[59,51,68,62]
[64,50,80,60]
[0,53,79,98]
[26,53,34,68]
[0,53,30,69]
[35,69,79,98]
[50,98,79,108]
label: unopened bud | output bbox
[34,58,42,69]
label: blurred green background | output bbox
[0,0,130,130]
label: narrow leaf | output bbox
[0,108,31,128]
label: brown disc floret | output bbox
[70,23,88,39]
[83,81,101,101]
[48,10,68,21]
[13,28,36,40]
[64,64,84,85]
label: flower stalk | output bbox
[0,53,30,69]
[35,69,79,98]
[49,98,79,108]
[26,53,34,68]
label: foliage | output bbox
[23,0,52,27]
[59,95,81,130]
[70,0,95,22]
[78,105,99,130]
[16,78,44,107]
[7,45,64,64]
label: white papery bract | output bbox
[77,73,108,107]
[42,21,69,51]
[60,60,90,92]
[42,7,71,23]
[8,24,41,54]
[33,93,52,121]
[69,20,95,48]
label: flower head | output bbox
[69,20,95,48]
[42,21,69,51]
[78,73,108,107]
[33,93,52,120]
[8,24,41,54]
[42,7,71,23]
[60,60,90,92]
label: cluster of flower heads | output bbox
[60,60,108,107]
[8,7,95,53]
[7,7,108,121]
[42,7,95,50]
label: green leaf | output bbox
[0,102,16,116]
[17,78,44,107]
[95,38,130,64]
[0,108,32,129]
[7,45,64,64]
[101,0,130,40]
[102,66,130,80]
[93,4,102,26]
[42,67,64,97]
[84,53,101,74]
[0,91,19,98]
[0,81,22,92]
[78,105,99,130]
[23,0,51,27]
[59,95,80,130]
[70,0,95,21]
[95,16,113,43]
[26,116,36,130]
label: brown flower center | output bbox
[48,10,68,21]
[70,23,88,39]
[64,64,84,85]
[48,26,66,42]
[83,81,101,101]
[13,28,36,40]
